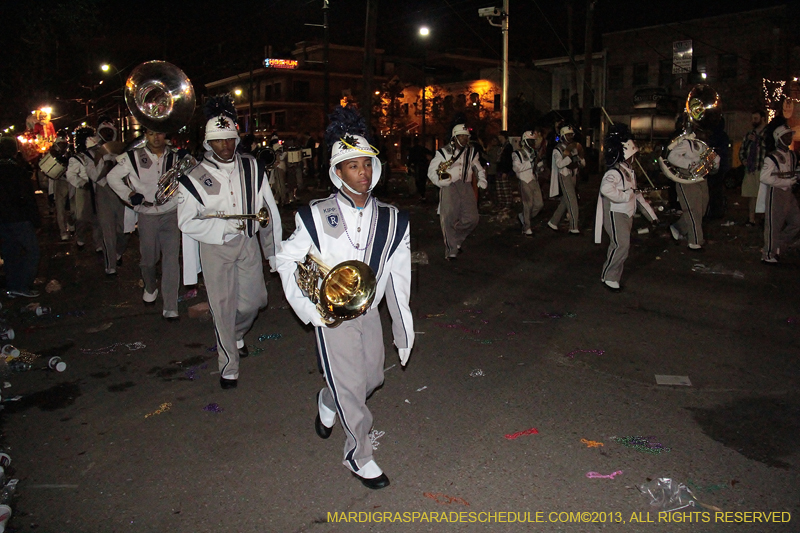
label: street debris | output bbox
[612,436,671,454]
[638,478,698,512]
[691,263,744,279]
[469,369,484,377]
[144,402,172,418]
[202,403,223,413]
[81,342,146,354]
[423,492,470,506]
[45,280,62,293]
[586,470,623,479]
[580,438,604,448]
[410,251,429,265]
[566,349,605,358]
[655,375,691,386]
[504,427,539,440]
[258,333,282,341]
[369,429,385,450]
[188,302,211,319]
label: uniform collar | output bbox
[337,189,372,209]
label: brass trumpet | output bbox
[193,207,271,230]
[295,255,376,327]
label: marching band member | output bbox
[65,127,104,256]
[513,129,546,236]
[107,128,182,320]
[276,106,413,490]
[667,129,718,252]
[86,119,131,274]
[594,126,657,292]
[47,134,75,241]
[548,125,584,234]
[176,96,281,389]
[427,124,487,260]
[757,124,799,264]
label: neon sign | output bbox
[264,58,298,69]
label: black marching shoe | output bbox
[353,472,390,490]
[314,391,332,439]
[238,344,249,358]
[220,377,238,390]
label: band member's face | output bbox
[751,113,763,128]
[779,131,793,148]
[145,131,167,152]
[533,131,542,142]
[335,156,373,195]
[209,138,236,161]
[98,127,114,143]
[455,134,470,147]
[564,132,574,143]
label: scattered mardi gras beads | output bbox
[612,435,671,454]
[586,470,623,479]
[543,311,577,319]
[144,402,172,418]
[566,349,605,358]
[469,369,485,377]
[504,427,539,440]
[258,333,282,341]
[203,403,223,413]
[423,492,470,506]
[81,342,146,354]
[581,438,604,448]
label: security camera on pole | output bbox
[479,2,509,129]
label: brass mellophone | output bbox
[295,255,376,327]
[193,207,270,230]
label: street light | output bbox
[99,63,126,136]
[419,26,430,142]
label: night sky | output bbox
[0,0,788,126]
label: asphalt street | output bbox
[1,173,798,532]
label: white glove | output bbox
[268,256,277,273]
[224,219,241,235]
[399,348,411,367]
[437,177,452,187]
[309,314,327,328]
[477,177,488,190]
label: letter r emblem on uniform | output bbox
[327,214,339,227]
[204,178,213,187]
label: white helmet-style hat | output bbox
[452,124,469,138]
[85,135,102,149]
[560,125,574,136]
[203,114,240,151]
[622,139,638,159]
[522,130,535,148]
[774,124,795,147]
[328,133,382,192]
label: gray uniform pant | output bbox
[74,187,103,250]
[200,235,269,380]
[675,181,708,246]
[53,179,74,236]
[519,179,544,231]
[549,173,579,231]
[762,186,800,261]
[95,184,129,270]
[316,309,385,473]
[439,180,479,258]
[137,210,180,314]
[601,203,632,284]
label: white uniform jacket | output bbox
[106,147,179,214]
[65,154,91,189]
[666,136,720,173]
[549,142,585,197]
[594,163,657,244]
[756,150,799,213]
[512,148,543,184]
[176,152,282,285]
[427,143,486,188]
[275,191,414,351]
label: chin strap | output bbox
[340,180,371,197]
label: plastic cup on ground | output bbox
[0,346,18,359]
[48,357,67,372]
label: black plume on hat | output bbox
[324,105,370,148]
[604,123,632,167]
[203,95,237,121]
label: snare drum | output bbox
[39,153,67,180]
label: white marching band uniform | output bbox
[107,146,181,316]
[548,129,585,233]
[427,125,486,259]
[177,151,282,381]
[756,125,800,262]
[65,152,106,254]
[512,135,545,233]
[594,161,657,284]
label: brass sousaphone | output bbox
[124,60,197,204]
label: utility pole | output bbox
[362,0,378,124]
[501,0,509,129]
[567,0,578,112]
[323,0,330,120]
[581,0,595,142]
